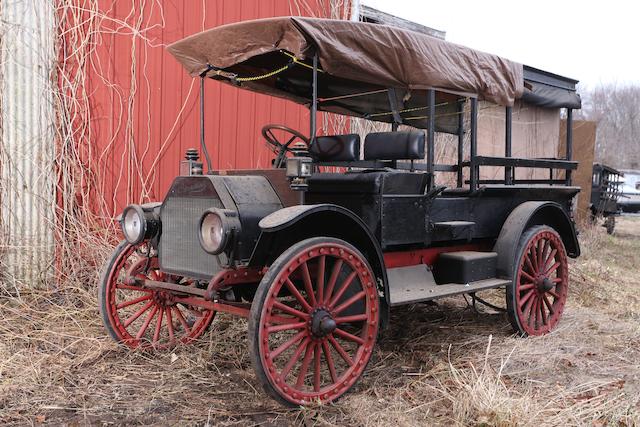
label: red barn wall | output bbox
[88,0,325,216]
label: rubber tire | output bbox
[248,237,379,407]
[98,240,131,344]
[506,225,567,337]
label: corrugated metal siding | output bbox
[90,0,323,217]
[0,0,56,286]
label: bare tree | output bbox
[576,83,640,170]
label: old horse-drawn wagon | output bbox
[99,17,582,406]
[590,163,624,234]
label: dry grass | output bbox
[1,218,640,426]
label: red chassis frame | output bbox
[128,242,491,318]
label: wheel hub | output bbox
[310,308,336,337]
[152,290,175,307]
[541,277,554,292]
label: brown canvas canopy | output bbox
[168,17,576,132]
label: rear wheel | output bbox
[249,237,379,406]
[506,226,569,336]
[605,216,616,235]
[98,241,215,349]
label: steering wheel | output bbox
[261,124,310,168]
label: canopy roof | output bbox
[168,17,580,132]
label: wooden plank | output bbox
[359,5,445,39]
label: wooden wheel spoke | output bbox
[268,314,300,325]
[547,289,560,299]
[328,271,357,309]
[316,255,326,305]
[520,270,536,283]
[295,340,316,389]
[323,259,343,305]
[334,327,365,345]
[524,256,536,276]
[165,308,175,344]
[117,294,152,310]
[285,278,313,313]
[123,300,154,328]
[335,313,368,324]
[328,335,354,367]
[545,261,561,276]
[270,330,307,360]
[173,306,192,335]
[300,261,317,307]
[543,294,555,315]
[153,308,164,344]
[273,301,308,320]
[136,305,159,339]
[540,298,548,325]
[281,337,310,380]
[530,245,539,272]
[522,293,536,326]
[313,343,321,392]
[534,298,541,328]
[332,291,366,316]
[322,340,338,383]
[537,239,546,272]
[518,289,536,309]
[266,321,307,334]
[544,248,557,270]
[519,283,536,292]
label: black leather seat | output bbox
[309,134,360,162]
[308,170,428,194]
[307,131,429,195]
[364,131,425,161]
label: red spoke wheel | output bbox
[98,241,215,349]
[506,225,569,336]
[249,237,379,406]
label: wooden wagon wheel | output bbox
[249,237,379,406]
[98,241,215,349]
[506,226,569,336]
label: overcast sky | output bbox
[363,0,639,88]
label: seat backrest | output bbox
[309,134,360,162]
[364,131,425,161]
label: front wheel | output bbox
[506,226,569,336]
[98,241,215,349]
[248,237,379,406]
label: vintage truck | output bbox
[98,17,581,406]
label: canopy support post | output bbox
[565,108,573,186]
[310,52,318,142]
[200,76,213,173]
[427,89,435,179]
[470,97,478,192]
[505,106,513,185]
[456,99,464,188]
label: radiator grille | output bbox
[159,196,225,279]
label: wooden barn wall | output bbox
[89,0,326,217]
[477,100,561,181]
[559,120,597,223]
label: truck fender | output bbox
[493,201,580,279]
[252,204,390,328]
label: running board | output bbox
[387,265,511,306]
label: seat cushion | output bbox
[307,171,429,195]
[307,171,383,194]
[309,134,360,162]
[364,131,425,161]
